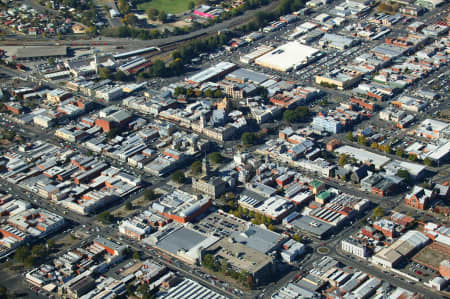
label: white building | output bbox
[341,238,369,258]
[255,41,322,72]
[280,239,306,263]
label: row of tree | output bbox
[13,242,55,268]
[346,133,435,166]
[173,87,224,99]
[229,206,275,230]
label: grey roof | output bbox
[230,225,284,254]
[109,110,132,123]
[156,227,206,255]
[16,46,68,59]
[292,215,334,238]
[226,68,270,85]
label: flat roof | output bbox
[15,46,68,58]
[230,225,285,254]
[187,61,236,84]
[255,41,320,72]
[225,68,270,85]
[155,227,206,255]
[207,238,273,274]
[292,215,334,238]
[335,145,391,169]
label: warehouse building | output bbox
[372,230,429,268]
[186,62,237,84]
[14,46,68,61]
[255,41,322,72]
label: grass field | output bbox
[137,0,193,14]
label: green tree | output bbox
[209,152,224,164]
[204,89,213,98]
[397,169,411,183]
[146,7,159,20]
[158,10,167,23]
[396,148,405,157]
[213,89,223,98]
[202,253,216,271]
[133,251,140,260]
[372,206,384,218]
[31,244,46,257]
[190,160,202,175]
[115,71,128,81]
[408,154,418,161]
[97,211,114,224]
[283,106,309,123]
[125,201,133,210]
[47,239,56,251]
[292,234,302,242]
[137,284,150,299]
[118,0,130,14]
[220,259,228,273]
[106,127,120,139]
[423,157,433,167]
[357,135,367,146]
[99,67,112,79]
[338,153,348,167]
[241,132,258,146]
[24,256,35,268]
[174,86,186,96]
[144,189,157,201]
[186,88,194,97]
[346,131,354,142]
[172,170,186,184]
[14,246,29,263]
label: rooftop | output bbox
[255,41,321,72]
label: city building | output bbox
[341,238,369,258]
[255,41,322,72]
[280,239,306,263]
[204,238,275,285]
[404,186,435,210]
[372,230,429,268]
[152,190,212,223]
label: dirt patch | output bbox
[413,243,449,270]
[112,196,150,219]
[170,20,192,28]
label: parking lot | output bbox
[194,211,248,238]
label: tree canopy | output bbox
[283,106,309,123]
[241,132,258,146]
[172,170,186,184]
[209,152,224,164]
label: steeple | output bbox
[202,154,210,176]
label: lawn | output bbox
[138,0,193,14]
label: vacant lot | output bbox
[112,196,149,219]
[413,244,448,270]
[138,0,192,14]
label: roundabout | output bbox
[317,246,330,255]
